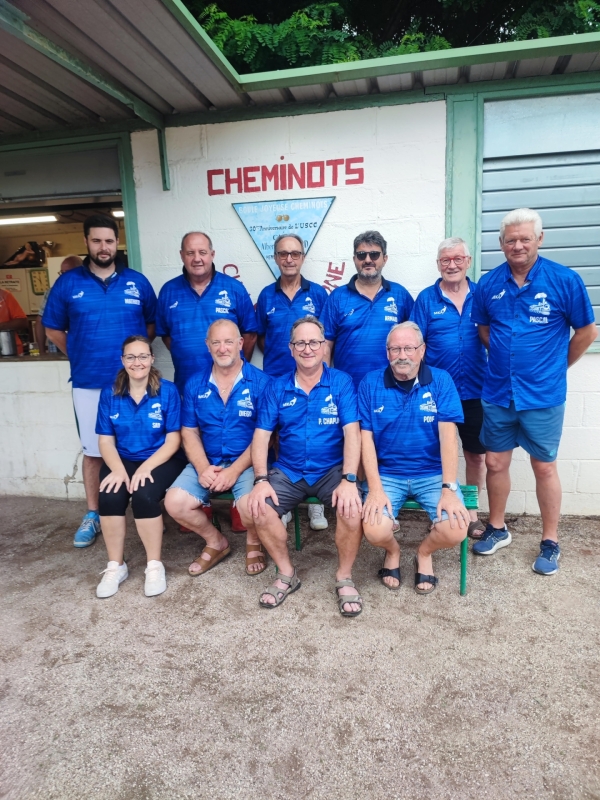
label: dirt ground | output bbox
[1,496,599,800]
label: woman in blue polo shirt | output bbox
[95,335,184,599]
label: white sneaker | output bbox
[144,560,166,597]
[96,561,128,598]
[308,504,328,530]
[281,511,293,527]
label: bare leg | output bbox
[252,504,295,604]
[237,495,266,574]
[362,516,400,588]
[416,518,466,590]
[100,516,126,564]
[530,457,561,542]
[135,516,164,562]
[83,455,102,512]
[164,488,228,574]
[485,450,513,530]
[335,512,363,613]
[464,450,486,522]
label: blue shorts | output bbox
[359,474,464,522]
[168,462,255,505]
[480,400,565,463]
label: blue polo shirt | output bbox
[359,364,464,479]
[256,275,328,377]
[42,259,157,390]
[471,257,595,410]
[96,379,181,462]
[257,363,358,484]
[182,361,270,465]
[410,278,487,400]
[321,275,414,387]
[156,269,258,392]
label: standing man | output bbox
[43,215,157,548]
[256,233,329,532]
[322,230,414,387]
[244,316,364,616]
[471,208,597,574]
[411,237,488,539]
[35,255,83,351]
[165,319,270,577]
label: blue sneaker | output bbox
[73,511,100,548]
[532,539,561,575]
[472,523,512,555]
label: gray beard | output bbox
[357,271,381,284]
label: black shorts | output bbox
[99,456,186,519]
[265,465,343,517]
[456,398,486,455]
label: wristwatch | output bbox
[442,482,458,491]
[342,473,357,483]
[253,474,270,485]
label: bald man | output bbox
[35,255,83,351]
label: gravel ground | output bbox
[1,496,599,800]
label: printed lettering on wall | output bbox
[233,197,335,278]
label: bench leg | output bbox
[294,507,301,551]
[460,536,468,596]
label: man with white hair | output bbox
[471,208,597,574]
[411,237,488,539]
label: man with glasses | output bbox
[322,230,414,388]
[411,237,488,539]
[256,234,329,531]
[360,321,469,594]
[244,316,364,616]
[43,215,157,548]
[471,208,597,575]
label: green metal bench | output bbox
[210,484,478,596]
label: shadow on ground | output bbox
[1,497,599,800]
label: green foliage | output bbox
[513,0,600,38]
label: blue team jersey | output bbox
[410,278,487,400]
[322,275,414,387]
[156,269,258,392]
[182,361,270,465]
[256,276,328,377]
[359,364,464,479]
[471,257,595,410]
[42,260,156,390]
[96,378,181,462]
[257,363,358,484]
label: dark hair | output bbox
[274,233,304,255]
[181,231,213,251]
[83,214,119,238]
[113,335,161,397]
[353,230,387,256]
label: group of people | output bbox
[39,209,597,611]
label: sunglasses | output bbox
[355,251,383,261]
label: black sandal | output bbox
[413,555,438,595]
[378,556,401,591]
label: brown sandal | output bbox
[245,543,267,576]
[188,545,231,576]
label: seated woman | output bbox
[95,335,185,599]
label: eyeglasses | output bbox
[291,340,324,351]
[387,344,424,356]
[355,251,383,261]
[438,256,468,267]
[122,354,152,363]
[276,250,303,259]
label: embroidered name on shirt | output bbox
[124,298,140,305]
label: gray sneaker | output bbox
[308,504,328,530]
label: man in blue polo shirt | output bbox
[245,316,364,616]
[471,207,597,574]
[322,230,414,387]
[360,321,469,593]
[156,231,257,393]
[43,214,157,548]
[411,237,488,539]
[256,233,329,533]
[165,319,270,578]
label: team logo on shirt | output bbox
[384,298,398,315]
[170,300,178,309]
[215,290,231,313]
[266,307,276,316]
[110,413,119,420]
[237,388,254,411]
[374,405,384,413]
[529,292,551,324]
[72,291,84,299]
[282,396,297,408]
[433,306,447,315]
[320,394,338,415]
[124,281,140,298]
[419,392,437,414]
[302,297,316,314]
[198,389,212,400]
[492,289,506,300]
[148,402,163,421]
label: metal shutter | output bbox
[481,150,600,330]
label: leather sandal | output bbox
[413,554,439,595]
[467,520,486,540]
[335,579,363,617]
[188,545,231,576]
[245,542,267,576]
[378,555,401,591]
[259,569,301,608]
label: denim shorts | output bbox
[480,400,565,462]
[168,462,255,505]
[359,474,464,522]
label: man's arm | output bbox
[257,334,265,354]
[248,428,279,516]
[324,338,334,366]
[0,316,28,333]
[331,421,362,518]
[35,317,46,350]
[161,335,172,352]
[242,332,257,362]
[437,421,468,529]
[180,426,214,488]
[477,325,490,349]
[146,323,156,342]
[44,327,68,355]
[568,323,598,367]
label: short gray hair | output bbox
[437,237,471,259]
[386,320,424,347]
[500,208,543,240]
[274,233,304,255]
[289,315,324,342]
[206,318,241,340]
[181,231,213,251]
